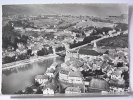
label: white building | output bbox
[35,75,49,85]
[25,28,33,31]
[43,83,56,95]
[65,87,81,94]
[68,71,83,84]
[59,69,69,82]
[14,26,23,31]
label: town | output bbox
[2,5,129,95]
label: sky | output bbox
[2,4,128,17]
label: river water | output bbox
[2,56,64,94]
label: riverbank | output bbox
[2,54,59,70]
[2,32,121,71]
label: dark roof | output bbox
[79,49,102,56]
[89,78,109,91]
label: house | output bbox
[89,78,109,92]
[14,26,23,31]
[32,29,41,32]
[65,87,81,94]
[68,71,83,84]
[35,75,49,85]
[111,70,123,81]
[45,29,57,33]
[59,69,69,82]
[76,37,84,42]
[43,83,56,95]
[109,70,125,86]
[45,68,55,77]
[64,30,72,34]
[61,63,68,69]
[25,28,33,31]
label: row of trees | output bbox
[37,47,53,56]
[2,52,31,64]
[3,46,54,64]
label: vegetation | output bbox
[56,46,65,52]
[70,35,101,48]
[2,56,16,64]
[114,23,128,32]
[37,48,48,56]
[2,21,29,50]
[97,34,128,48]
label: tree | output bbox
[27,49,32,55]
[25,87,34,94]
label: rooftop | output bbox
[60,69,69,75]
[65,87,81,92]
[89,78,109,91]
[69,70,83,78]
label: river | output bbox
[2,56,64,94]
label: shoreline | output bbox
[2,54,59,70]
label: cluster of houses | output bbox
[57,40,129,94]
[34,62,58,95]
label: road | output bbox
[69,32,120,51]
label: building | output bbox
[43,83,56,95]
[34,75,49,85]
[109,70,125,86]
[68,71,83,84]
[59,69,69,82]
[25,28,33,31]
[14,26,23,31]
[61,63,69,69]
[65,87,81,94]
[89,78,109,92]
[45,29,57,33]
[111,70,123,81]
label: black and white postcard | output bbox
[1,4,129,96]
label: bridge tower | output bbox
[62,42,71,62]
[52,46,56,55]
[52,45,56,62]
[93,41,98,51]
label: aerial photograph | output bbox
[2,4,129,95]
